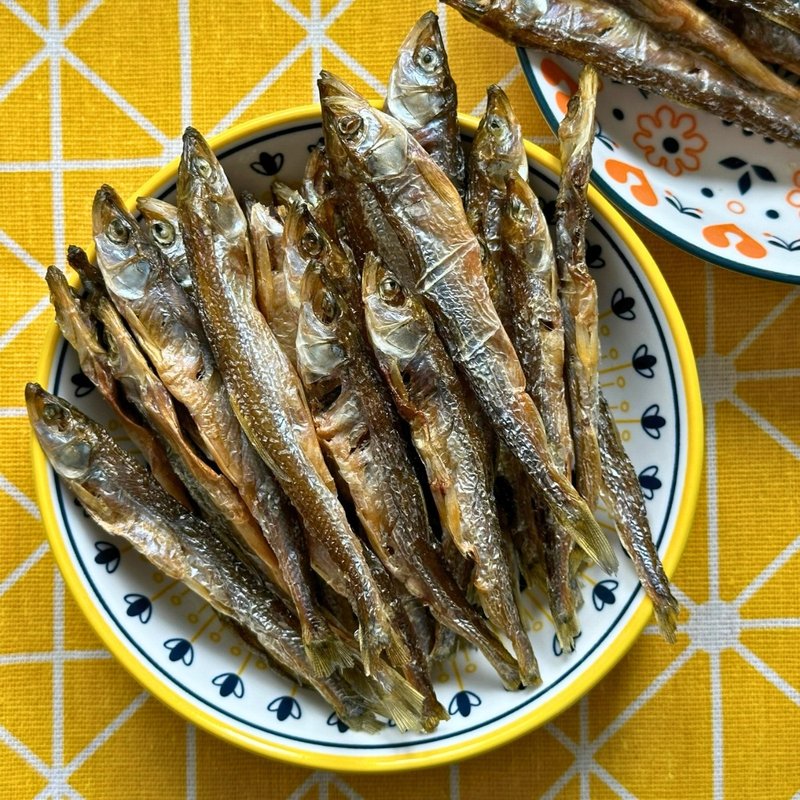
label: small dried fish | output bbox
[177,128,400,674]
[297,255,522,689]
[45,265,191,508]
[500,174,579,649]
[466,84,528,327]
[614,0,800,99]
[362,257,539,686]
[442,0,800,146]
[385,12,466,195]
[554,65,604,510]
[321,89,617,575]
[597,394,679,640]
[94,185,344,677]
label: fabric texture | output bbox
[1,1,798,797]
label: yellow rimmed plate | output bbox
[32,105,702,772]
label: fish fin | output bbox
[304,636,355,678]
[553,610,581,655]
[346,666,427,733]
[556,499,618,575]
[421,699,450,732]
[346,712,384,735]
[653,593,680,645]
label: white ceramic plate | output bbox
[33,107,702,772]
[519,49,800,283]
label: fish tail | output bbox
[553,609,581,654]
[419,696,450,732]
[430,624,460,663]
[315,671,385,733]
[349,665,427,733]
[553,484,618,574]
[355,605,393,677]
[303,635,355,679]
[653,591,680,645]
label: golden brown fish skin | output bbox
[321,91,617,575]
[25,383,388,731]
[45,266,192,509]
[500,174,571,471]
[385,12,466,195]
[177,128,398,675]
[597,394,679,641]
[500,174,579,650]
[94,296,284,581]
[297,256,522,689]
[319,72,417,287]
[705,4,800,75]
[441,0,800,146]
[555,65,604,511]
[93,186,345,677]
[243,200,276,325]
[614,0,800,99]
[300,146,339,239]
[362,258,539,686]
[466,84,527,328]
[362,546,449,731]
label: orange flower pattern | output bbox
[633,105,708,176]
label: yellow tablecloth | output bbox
[1,1,799,797]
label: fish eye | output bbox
[42,402,69,430]
[318,289,340,324]
[487,116,503,133]
[107,217,130,245]
[301,229,323,257]
[416,46,441,73]
[379,275,404,305]
[337,114,364,141]
[151,220,175,246]
[194,157,212,179]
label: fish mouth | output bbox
[24,382,48,426]
[405,11,440,52]
[91,184,129,239]
[317,71,362,102]
[486,84,514,119]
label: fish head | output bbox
[137,196,180,254]
[179,127,248,246]
[318,71,365,174]
[136,197,191,289]
[93,185,157,302]
[26,383,98,480]
[471,85,528,184]
[283,200,333,308]
[385,12,452,130]
[362,253,429,371]
[322,95,410,182]
[296,261,349,398]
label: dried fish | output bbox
[442,0,800,146]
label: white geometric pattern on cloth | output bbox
[0,0,798,797]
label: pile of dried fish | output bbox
[28,12,677,733]
[444,0,800,147]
